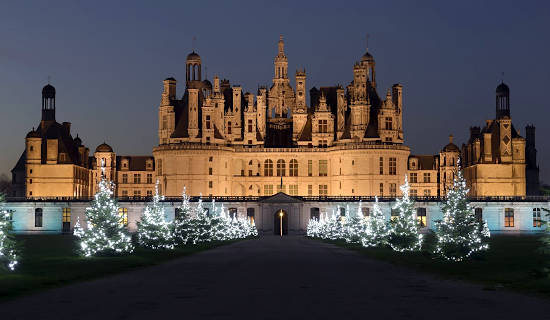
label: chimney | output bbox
[62,122,71,135]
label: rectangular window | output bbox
[134,174,141,184]
[390,183,397,196]
[209,168,213,175]
[475,208,483,223]
[247,208,255,224]
[264,185,273,196]
[157,159,163,175]
[319,184,328,196]
[228,121,232,135]
[277,184,286,193]
[289,184,298,196]
[35,208,43,227]
[379,183,384,196]
[319,119,328,133]
[385,117,392,130]
[248,119,253,132]
[206,115,211,129]
[308,160,313,176]
[379,157,384,175]
[423,189,431,197]
[319,160,327,176]
[410,189,417,197]
[122,190,128,197]
[533,208,542,228]
[118,208,128,227]
[133,190,141,197]
[389,158,397,175]
[409,173,417,183]
[423,173,431,183]
[62,208,71,223]
[362,207,370,218]
[147,190,153,196]
[417,208,427,227]
[146,173,153,184]
[308,184,313,196]
[122,174,128,184]
[162,115,167,129]
[209,181,213,188]
[504,208,514,227]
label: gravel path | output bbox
[1,235,549,319]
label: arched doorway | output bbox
[274,209,288,236]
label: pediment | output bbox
[260,192,303,203]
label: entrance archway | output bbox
[274,209,288,236]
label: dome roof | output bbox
[361,51,374,62]
[442,135,460,152]
[42,84,56,98]
[186,51,201,62]
[496,82,509,95]
[26,128,40,139]
[95,142,113,153]
[202,79,212,88]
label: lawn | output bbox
[321,234,550,298]
[0,235,239,300]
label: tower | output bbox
[186,52,202,84]
[188,88,199,138]
[274,35,288,81]
[158,77,176,145]
[295,69,306,112]
[496,82,510,119]
[41,84,56,122]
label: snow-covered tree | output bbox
[208,201,230,241]
[0,194,18,271]
[434,165,490,261]
[540,208,550,254]
[362,196,390,248]
[248,218,259,237]
[76,170,134,257]
[388,176,423,252]
[306,217,320,238]
[187,197,213,244]
[322,210,343,240]
[173,187,193,245]
[342,204,365,244]
[136,182,174,250]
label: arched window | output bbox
[264,159,273,176]
[277,159,286,177]
[34,208,43,227]
[289,159,298,176]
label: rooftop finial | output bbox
[449,134,454,143]
[366,33,370,51]
[192,36,197,52]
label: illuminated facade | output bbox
[10,36,539,200]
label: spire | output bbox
[278,35,284,54]
[449,134,453,144]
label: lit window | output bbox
[118,208,128,227]
[533,208,542,228]
[247,208,255,224]
[62,208,71,223]
[504,208,514,227]
[417,208,427,227]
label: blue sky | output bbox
[1,0,549,182]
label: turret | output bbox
[41,84,56,122]
[496,82,510,119]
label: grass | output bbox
[320,233,550,298]
[0,235,240,300]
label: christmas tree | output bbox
[342,204,365,244]
[540,208,550,254]
[187,197,213,244]
[388,176,423,252]
[362,196,390,248]
[434,164,490,261]
[0,194,18,271]
[136,182,174,250]
[173,187,193,245]
[306,217,320,238]
[323,210,343,240]
[76,168,134,257]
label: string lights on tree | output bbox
[388,176,423,252]
[362,196,391,248]
[0,194,18,271]
[74,164,134,257]
[433,161,490,261]
[137,181,174,250]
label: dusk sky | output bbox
[1,0,549,182]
